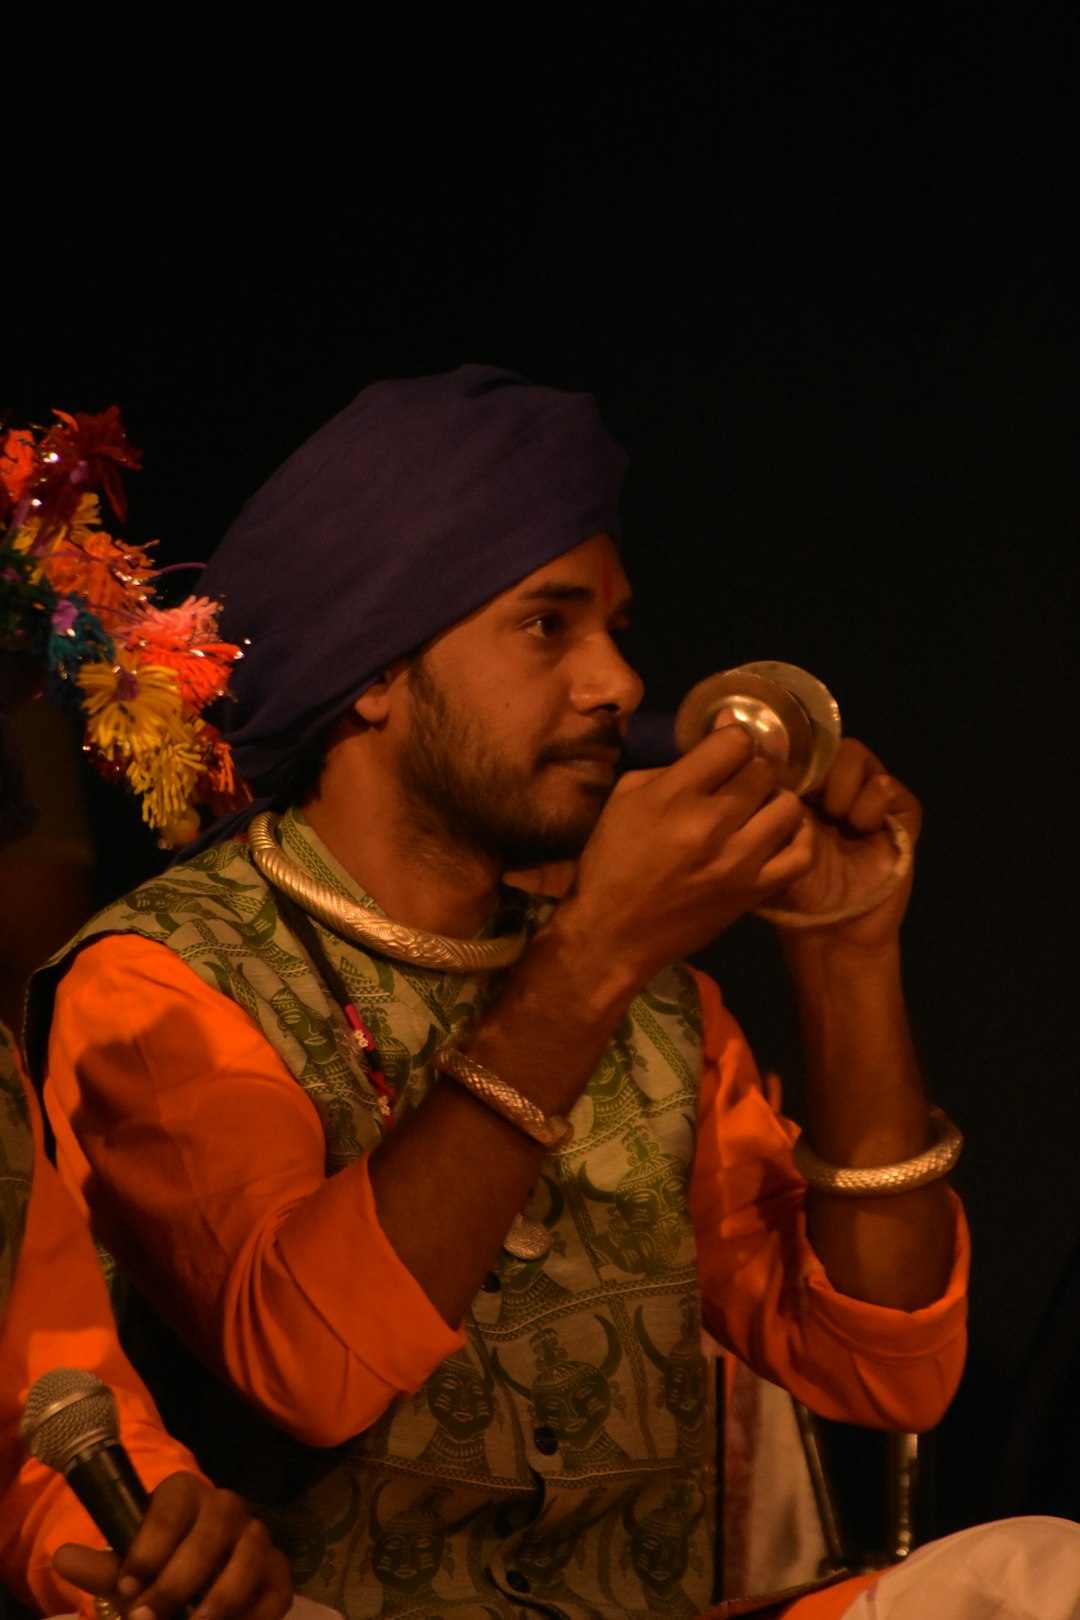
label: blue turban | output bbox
[202,365,627,796]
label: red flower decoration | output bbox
[23,407,143,551]
[44,407,142,521]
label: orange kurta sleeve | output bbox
[688,968,969,1433]
[45,935,465,1450]
[0,1069,204,1616]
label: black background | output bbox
[7,2,1079,1540]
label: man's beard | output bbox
[397,654,621,870]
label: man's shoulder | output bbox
[30,839,278,999]
[25,839,292,1084]
[91,837,268,935]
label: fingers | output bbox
[113,1474,288,1620]
[52,1512,292,1620]
[755,814,817,892]
[660,722,760,795]
[815,738,883,820]
[614,729,802,878]
[184,1526,291,1620]
[51,1543,121,1597]
[611,733,759,811]
[230,1552,294,1620]
[667,725,919,845]
[609,730,780,856]
[814,738,922,838]
[115,1474,204,1614]
[721,781,803,853]
[653,730,782,832]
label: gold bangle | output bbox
[792,1107,962,1196]
[432,1046,574,1149]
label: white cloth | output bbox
[844,1516,1080,1618]
[723,1362,828,1597]
[285,1599,342,1620]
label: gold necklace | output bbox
[248,812,528,973]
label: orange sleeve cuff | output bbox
[689,967,969,1432]
[274,1149,467,1394]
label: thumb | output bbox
[52,1543,122,1599]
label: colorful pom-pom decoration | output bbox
[1,407,248,845]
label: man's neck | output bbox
[302,781,503,940]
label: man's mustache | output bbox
[536,721,626,767]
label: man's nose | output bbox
[570,636,645,720]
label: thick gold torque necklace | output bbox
[247,811,528,973]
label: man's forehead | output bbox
[503,536,632,612]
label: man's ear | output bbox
[352,658,411,724]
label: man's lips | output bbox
[538,742,623,781]
[553,756,619,782]
[537,722,625,768]
[546,744,622,762]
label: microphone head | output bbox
[21,1368,120,1474]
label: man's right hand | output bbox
[51,1472,293,1620]
[370,725,813,1327]
[562,722,814,994]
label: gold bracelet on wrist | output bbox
[792,1106,962,1196]
[432,1046,574,1150]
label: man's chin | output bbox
[497,814,598,872]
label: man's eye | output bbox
[524,613,563,639]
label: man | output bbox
[0,653,291,1619]
[27,367,1063,1616]
[0,1023,293,1620]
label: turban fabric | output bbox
[203,365,627,796]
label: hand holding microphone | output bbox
[21,1369,292,1620]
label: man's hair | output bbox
[257,729,333,808]
[271,644,427,807]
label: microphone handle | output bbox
[64,1443,198,1619]
[65,1441,150,1556]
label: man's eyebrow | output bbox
[517,581,634,615]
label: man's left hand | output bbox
[51,1472,292,1620]
[768,737,921,946]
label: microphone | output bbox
[20,1368,149,1555]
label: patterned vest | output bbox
[0,1025,34,1324]
[31,811,715,1620]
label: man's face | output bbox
[394,532,641,869]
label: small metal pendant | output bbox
[502,1213,551,1261]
